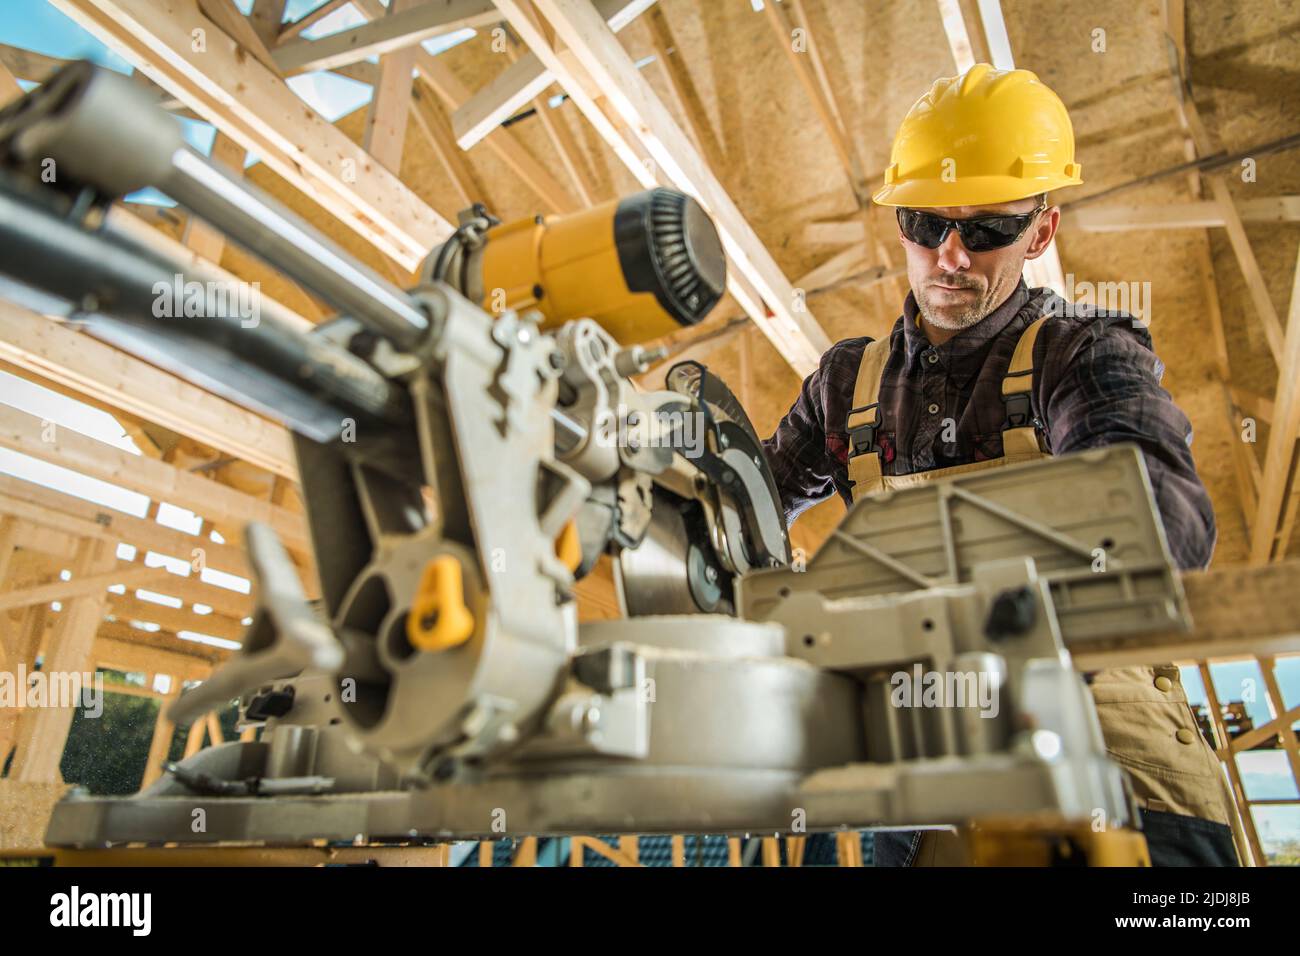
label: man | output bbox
[763,64,1237,866]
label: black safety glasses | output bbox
[897,205,1045,252]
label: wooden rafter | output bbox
[451,0,654,151]
[502,34,596,207]
[362,0,421,174]
[351,0,581,214]
[0,405,309,554]
[762,0,867,204]
[0,302,296,480]
[1250,245,1300,564]
[248,0,287,48]
[0,470,282,609]
[496,0,830,376]
[277,0,349,42]
[51,0,453,270]
[197,0,281,73]
[1068,197,1300,232]
[274,0,501,75]
[0,48,21,105]
[8,538,116,783]
[179,132,248,273]
[643,6,722,173]
[0,565,173,613]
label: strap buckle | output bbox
[846,403,881,458]
[1001,391,1033,430]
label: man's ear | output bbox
[1023,206,1060,260]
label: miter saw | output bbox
[3,63,1294,864]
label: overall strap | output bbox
[845,337,892,497]
[999,315,1050,457]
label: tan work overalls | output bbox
[845,317,1236,864]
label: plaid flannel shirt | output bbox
[761,281,1216,570]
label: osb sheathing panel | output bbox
[0,780,68,850]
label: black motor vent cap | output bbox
[613,187,727,327]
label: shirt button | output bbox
[1154,676,1173,692]
[927,403,940,415]
[1175,728,1197,745]
[927,353,939,364]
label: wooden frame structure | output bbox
[1,0,1297,863]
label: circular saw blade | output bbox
[616,492,731,616]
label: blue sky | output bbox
[0,0,474,201]
[1,0,1298,859]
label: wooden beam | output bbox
[1250,244,1300,564]
[1207,175,1285,360]
[277,0,349,42]
[1229,701,1300,754]
[500,0,829,375]
[452,0,653,150]
[0,303,296,480]
[1068,197,1300,232]
[525,90,596,208]
[644,6,722,172]
[1198,660,1264,866]
[0,43,66,85]
[0,516,19,590]
[670,834,684,866]
[0,49,22,106]
[205,710,225,744]
[107,203,321,333]
[795,245,906,294]
[0,565,173,613]
[510,835,538,866]
[571,836,642,867]
[1156,12,1285,361]
[52,0,452,270]
[275,0,500,74]
[183,711,208,756]
[97,620,228,671]
[140,687,180,788]
[9,538,116,782]
[110,594,246,643]
[1154,1,1253,546]
[802,218,867,245]
[180,132,249,263]
[7,606,48,676]
[248,0,287,47]
[0,475,252,580]
[762,0,867,203]
[111,564,253,620]
[410,82,485,211]
[362,0,421,174]
[1259,656,1300,807]
[1231,386,1275,425]
[496,33,595,206]
[197,0,281,73]
[0,405,309,554]
[352,0,580,214]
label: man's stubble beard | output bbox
[917,282,996,332]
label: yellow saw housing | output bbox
[473,188,727,345]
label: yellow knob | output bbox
[1175,728,1197,745]
[1154,676,1173,692]
[407,555,475,652]
[556,519,582,573]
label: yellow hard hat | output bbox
[873,63,1083,208]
